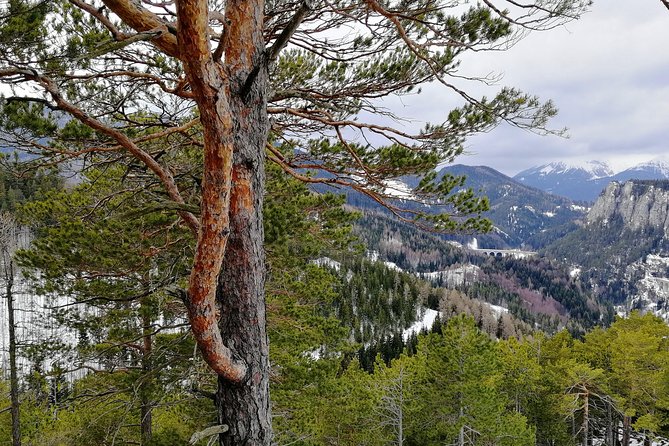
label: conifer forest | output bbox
[1,1,669,446]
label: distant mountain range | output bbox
[317,158,669,250]
[514,158,669,202]
[319,164,588,250]
[435,165,585,249]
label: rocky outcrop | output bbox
[587,181,669,234]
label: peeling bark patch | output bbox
[231,169,254,214]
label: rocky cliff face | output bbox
[546,180,669,321]
[587,180,669,234]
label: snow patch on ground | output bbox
[485,303,509,318]
[312,257,341,271]
[616,254,669,322]
[382,179,414,199]
[384,261,402,272]
[569,267,581,278]
[593,434,669,445]
[403,308,440,341]
[421,264,480,287]
[492,226,510,238]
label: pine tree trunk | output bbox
[6,253,21,446]
[140,308,153,446]
[606,401,612,446]
[458,405,465,446]
[214,67,271,445]
[174,0,271,440]
[215,161,269,445]
[622,416,631,446]
[398,369,404,446]
[583,390,589,446]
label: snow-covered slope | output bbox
[514,161,614,201]
[524,160,614,180]
[515,157,669,202]
[613,156,669,182]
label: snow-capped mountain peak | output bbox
[533,160,614,180]
[514,157,669,202]
[513,160,615,201]
[623,156,669,177]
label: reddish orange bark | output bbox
[71,0,272,441]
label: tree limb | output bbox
[0,68,200,234]
[99,0,179,57]
[83,28,166,59]
[69,0,126,41]
[265,0,313,66]
[175,0,212,62]
[189,425,229,445]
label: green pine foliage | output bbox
[7,152,647,446]
[9,156,362,445]
[410,315,535,446]
[331,257,421,345]
[0,155,62,212]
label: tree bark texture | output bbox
[174,0,272,441]
[583,390,589,446]
[622,416,631,446]
[140,307,153,446]
[214,52,270,446]
[96,0,271,442]
[5,248,21,446]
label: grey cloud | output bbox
[383,1,669,177]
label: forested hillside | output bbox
[0,1,667,445]
[0,159,666,446]
[545,181,669,319]
[355,212,613,335]
[322,163,588,250]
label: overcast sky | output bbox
[387,1,669,177]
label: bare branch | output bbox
[266,0,313,66]
[100,0,179,57]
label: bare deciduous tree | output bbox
[0,213,21,446]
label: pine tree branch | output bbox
[83,28,166,59]
[120,200,200,218]
[241,0,312,99]
[175,0,211,62]
[189,425,229,445]
[265,0,313,66]
[69,0,126,41]
[99,0,179,57]
[0,68,200,234]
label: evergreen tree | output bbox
[411,315,534,446]
[0,0,591,441]
[606,313,669,444]
[17,164,197,446]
